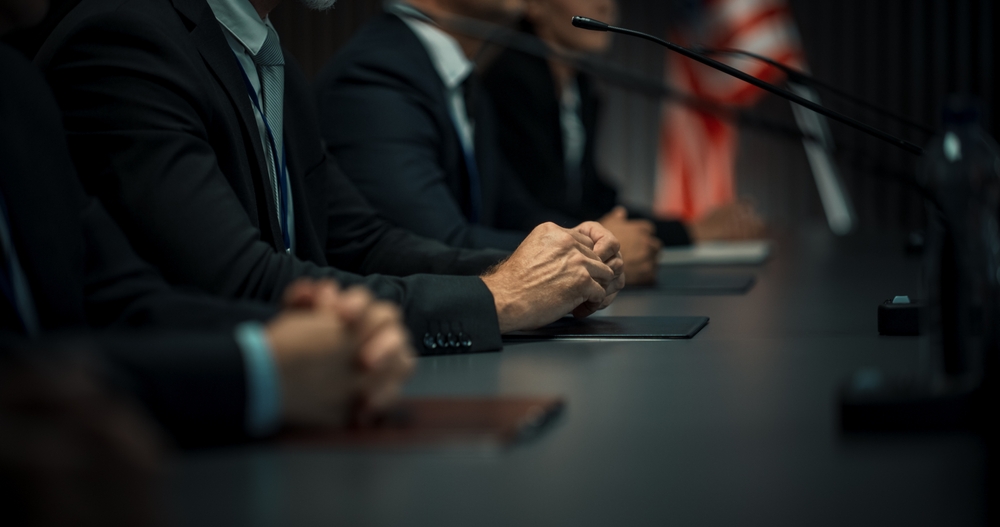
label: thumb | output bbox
[609,206,628,220]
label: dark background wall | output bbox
[7,0,998,234]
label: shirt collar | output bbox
[206,0,273,55]
[393,3,474,90]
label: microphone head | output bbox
[572,16,610,31]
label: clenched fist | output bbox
[481,222,624,333]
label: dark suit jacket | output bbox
[0,43,276,445]
[482,38,692,246]
[316,13,577,253]
[36,0,506,355]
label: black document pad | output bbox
[503,316,709,341]
[625,269,756,295]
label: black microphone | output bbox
[570,17,610,32]
[571,16,924,156]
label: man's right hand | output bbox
[599,206,662,285]
[265,280,416,427]
[481,222,623,333]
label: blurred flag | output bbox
[654,0,804,221]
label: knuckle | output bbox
[536,222,557,234]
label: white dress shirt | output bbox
[393,3,478,157]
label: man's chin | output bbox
[297,0,336,11]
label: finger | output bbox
[360,350,415,413]
[578,257,615,286]
[605,253,625,277]
[310,280,342,312]
[631,219,655,235]
[572,292,604,318]
[644,245,660,261]
[351,303,405,364]
[610,205,628,220]
[570,240,603,262]
[598,273,625,309]
[281,279,318,309]
[599,290,619,310]
[566,227,597,251]
[334,286,377,326]
[353,344,415,423]
[649,236,663,253]
[605,268,626,297]
[356,323,410,371]
[579,276,607,307]
[574,222,621,262]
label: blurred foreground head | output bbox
[0,350,164,527]
[525,0,618,53]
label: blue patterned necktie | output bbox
[251,26,287,237]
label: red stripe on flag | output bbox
[715,6,792,50]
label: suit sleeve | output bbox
[39,13,503,354]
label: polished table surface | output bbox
[170,225,987,526]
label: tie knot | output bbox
[252,26,284,67]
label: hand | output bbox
[268,280,416,427]
[571,221,625,317]
[599,206,662,286]
[689,200,766,242]
[480,222,622,333]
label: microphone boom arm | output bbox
[571,16,924,155]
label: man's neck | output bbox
[404,1,484,60]
[249,0,281,19]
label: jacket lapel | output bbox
[172,0,284,247]
[388,16,481,218]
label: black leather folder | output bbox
[503,316,709,341]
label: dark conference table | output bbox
[169,224,987,526]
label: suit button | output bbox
[459,333,472,348]
[436,332,447,348]
[423,333,437,350]
[447,332,459,347]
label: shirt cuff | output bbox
[234,321,282,437]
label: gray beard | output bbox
[297,0,336,11]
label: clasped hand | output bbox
[264,279,416,428]
[481,222,625,333]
